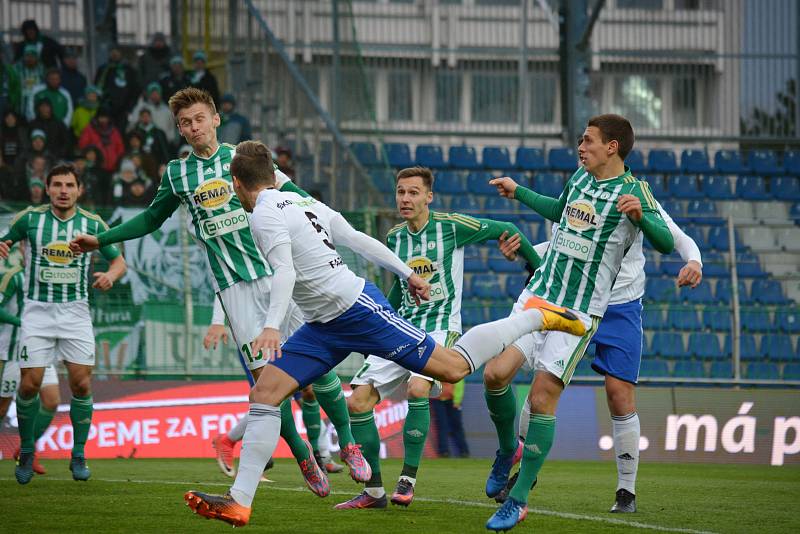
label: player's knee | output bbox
[300,386,316,402]
[406,380,431,399]
[346,388,374,413]
[70,377,91,397]
[483,361,511,389]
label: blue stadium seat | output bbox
[488,304,510,321]
[784,151,800,176]
[644,258,660,276]
[685,199,720,224]
[484,196,519,222]
[505,274,528,298]
[680,149,712,173]
[466,171,496,195]
[749,150,782,175]
[736,176,771,200]
[783,363,800,380]
[772,176,800,201]
[723,334,758,360]
[791,202,800,223]
[532,173,565,197]
[709,361,734,378]
[384,143,413,168]
[488,256,522,274]
[471,274,503,299]
[660,255,684,277]
[436,171,467,195]
[680,283,715,304]
[736,252,767,278]
[714,150,749,174]
[449,145,480,170]
[450,195,481,214]
[702,252,729,277]
[776,309,800,333]
[673,360,706,378]
[703,309,732,331]
[740,309,774,333]
[642,308,663,330]
[416,144,447,169]
[351,142,380,167]
[648,150,679,173]
[626,149,646,173]
[462,303,487,326]
[688,332,722,360]
[651,332,689,359]
[548,147,578,171]
[464,255,487,273]
[746,362,780,380]
[707,226,739,251]
[683,226,708,249]
[370,169,395,193]
[668,174,703,199]
[659,199,686,223]
[759,334,795,362]
[700,175,736,199]
[639,359,670,378]
[641,175,668,198]
[645,277,677,303]
[668,307,699,330]
[483,147,514,171]
[716,279,752,305]
[751,280,788,305]
[516,147,547,171]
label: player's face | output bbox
[176,103,220,151]
[578,126,617,175]
[396,176,432,221]
[47,173,81,210]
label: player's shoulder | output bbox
[433,211,482,230]
[77,206,107,224]
[387,221,408,237]
[220,143,237,155]
[11,205,44,225]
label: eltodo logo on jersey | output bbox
[193,178,234,210]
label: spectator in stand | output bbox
[1,54,21,117]
[123,130,159,182]
[0,152,17,200]
[129,82,175,145]
[95,46,140,130]
[131,107,171,165]
[30,68,73,127]
[275,146,295,178]
[14,44,44,121]
[28,98,72,159]
[112,158,150,203]
[430,381,470,458]
[160,55,190,103]
[77,145,111,204]
[60,48,87,106]
[217,93,251,145]
[121,174,154,207]
[138,32,172,88]
[18,153,50,204]
[13,19,64,69]
[1,110,27,167]
[14,129,53,181]
[188,50,219,107]
[78,107,124,173]
[71,85,101,138]
[28,177,46,205]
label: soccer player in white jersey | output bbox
[338,166,542,509]
[183,140,586,527]
[0,164,127,484]
[70,88,367,494]
[481,114,677,531]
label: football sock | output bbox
[70,395,93,457]
[453,310,543,372]
[518,398,531,439]
[302,398,322,451]
[485,385,518,456]
[33,405,56,441]
[16,392,40,454]
[227,414,248,442]
[351,410,382,489]
[400,397,430,480]
[230,403,281,507]
[509,414,556,504]
[612,412,640,494]
[280,399,310,462]
[312,371,355,446]
[317,421,330,457]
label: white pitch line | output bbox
[0,476,717,534]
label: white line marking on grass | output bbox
[0,476,717,534]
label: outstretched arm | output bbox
[490,176,567,223]
[470,218,541,270]
[328,214,413,280]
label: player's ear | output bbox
[608,139,619,157]
[426,190,433,205]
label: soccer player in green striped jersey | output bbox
[69,87,366,488]
[0,164,127,484]
[483,114,675,532]
[338,166,542,509]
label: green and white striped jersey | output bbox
[3,205,121,303]
[387,211,500,333]
[0,268,24,361]
[528,168,661,317]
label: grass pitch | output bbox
[3,457,798,533]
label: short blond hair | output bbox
[168,87,216,117]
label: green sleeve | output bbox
[387,278,403,310]
[456,217,541,270]
[630,181,674,254]
[0,209,30,243]
[97,176,180,247]
[279,180,310,198]
[513,185,567,223]
[0,306,20,327]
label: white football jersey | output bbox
[250,189,365,323]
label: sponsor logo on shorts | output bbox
[565,199,600,231]
[554,230,592,262]
[386,343,411,359]
[41,241,75,265]
[39,267,79,284]
[193,178,233,210]
[200,208,249,239]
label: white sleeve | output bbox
[263,242,296,330]
[534,241,549,257]
[211,297,226,326]
[656,200,703,266]
[328,212,413,279]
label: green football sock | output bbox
[33,405,56,441]
[401,397,430,479]
[16,393,40,454]
[351,410,382,488]
[280,399,311,462]
[485,385,518,456]
[509,414,556,504]
[70,395,93,458]
[301,399,322,451]
[312,371,355,446]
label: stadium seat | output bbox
[548,147,578,171]
[723,333,758,360]
[759,334,795,362]
[471,274,503,299]
[515,147,547,171]
[462,303,487,326]
[505,274,528,298]
[771,176,800,201]
[668,174,703,199]
[659,199,685,220]
[673,360,706,378]
[700,175,736,199]
[645,277,677,303]
[484,196,519,222]
[791,202,800,223]
[644,258,661,276]
[384,143,414,168]
[680,149,712,173]
[416,144,447,169]
[642,175,668,198]
[707,226,738,251]
[642,307,663,330]
[703,309,732,332]
[466,171,496,195]
[783,363,800,380]
[626,149,646,173]
[680,283,715,304]
[716,279,751,305]
[436,171,467,195]
[749,150,782,175]
[482,147,514,171]
[751,280,788,305]
[450,195,481,214]
[776,309,800,333]
[714,149,749,174]
[784,151,800,176]
[651,332,689,359]
[709,361,734,378]
[736,175,771,200]
[660,255,685,277]
[746,362,780,380]
[688,332,723,360]
[735,252,767,278]
[702,252,729,277]
[488,304,510,321]
[685,199,720,224]
[683,225,708,249]
[668,307,699,330]
[488,256,522,273]
[739,309,774,333]
[351,142,380,166]
[532,173,565,197]
[648,150,679,173]
[370,169,395,193]
[639,359,670,378]
[449,145,480,170]
[464,254,487,272]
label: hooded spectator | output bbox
[30,67,73,126]
[188,50,219,107]
[123,130,159,182]
[138,32,172,88]
[28,98,72,159]
[1,110,27,167]
[14,130,53,190]
[131,107,171,166]
[218,93,252,145]
[95,47,140,130]
[14,44,44,120]
[60,48,87,105]
[78,145,111,204]
[159,55,190,103]
[0,54,21,117]
[27,155,49,204]
[13,19,64,69]
[129,81,176,144]
[112,158,152,203]
[78,107,125,172]
[72,85,101,138]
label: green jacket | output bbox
[32,85,73,127]
[0,63,21,114]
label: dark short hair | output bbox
[396,166,434,191]
[587,114,635,161]
[46,163,81,186]
[230,141,275,189]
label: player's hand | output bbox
[677,260,703,288]
[406,273,430,305]
[498,231,521,261]
[251,327,282,362]
[204,324,229,350]
[92,272,114,291]
[489,176,518,199]
[70,234,100,254]
[617,194,643,222]
[0,240,11,259]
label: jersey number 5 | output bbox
[305,212,336,251]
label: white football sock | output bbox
[317,421,330,457]
[229,403,281,507]
[453,310,543,372]
[519,398,531,440]
[612,412,640,495]
[227,414,248,442]
[365,486,386,498]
